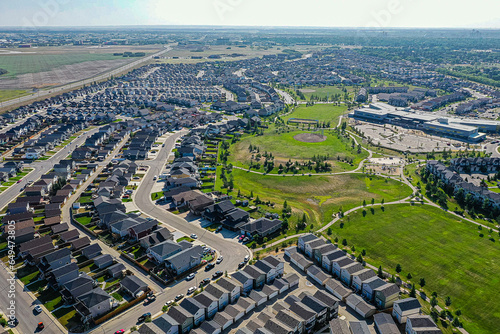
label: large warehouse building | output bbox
[349,103,498,142]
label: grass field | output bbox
[0,53,121,78]
[298,85,355,100]
[229,125,368,173]
[0,89,29,102]
[282,104,347,124]
[330,204,500,334]
[220,169,412,227]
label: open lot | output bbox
[283,103,348,124]
[219,169,412,226]
[330,204,500,334]
[298,85,356,100]
[0,45,161,89]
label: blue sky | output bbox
[4,0,500,28]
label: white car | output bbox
[34,305,42,314]
[216,256,223,264]
[190,234,198,239]
[165,300,174,307]
[187,287,196,294]
[186,273,195,281]
[244,255,250,262]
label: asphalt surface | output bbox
[92,130,251,334]
[0,128,101,334]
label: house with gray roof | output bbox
[193,291,219,319]
[180,298,206,326]
[147,240,182,263]
[75,287,112,322]
[392,297,422,324]
[374,312,400,334]
[167,306,193,334]
[205,283,230,311]
[150,314,179,334]
[216,277,241,304]
[374,283,400,309]
[165,245,203,276]
[120,275,148,298]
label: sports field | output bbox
[282,104,347,124]
[330,204,500,334]
[221,169,411,226]
[298,85,356,100]
[229,126,368,173]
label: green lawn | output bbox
[111,292,124,302]
[229,125,368,173]
[298,85,356,101]
[52,307,80,329]
[78,196,92,204]
[176,237,195,243]
[282,104,348,124]
[221,169,411,227]
[0,89,29,102]
[205,223,221,232]
[75,215,92,226]
[38,288,64,311]
[0,53,122,78]
[329,204,500,334]
[151,191,164,201]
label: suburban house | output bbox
[374,283,400,309]
[75,287,112,323]
[393,298,422,324]
[405,315,442,334]
[120,275,148,298]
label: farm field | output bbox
[0,47,153,89]
[218,169,411,227]
[329,204,500,334]
[282,103,348,124]
[229,125,368,173]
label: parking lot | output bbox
[355,122,479,153]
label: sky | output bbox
[3,0,500,29]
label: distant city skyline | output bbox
[2,0,499,29]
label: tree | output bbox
[409,284,416,298]
[356,254,363,263]
[327,227,332,236]
[407,272,412,279]
[395,263,402,274]
[342,239,347,246]
[371,198,375,205]
[334,237,338,243]
[419,278,426,288]
[361,249,366,256]
[250,190,253,198]
[445,296,452,307]
[381,198,385,205]
[455,309,462,317]
[377,266,384,278]
[430,296,438,307]
[452,317,460,327]
[362,199,366,207]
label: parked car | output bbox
[114,330,125,334]
[244,255,250,262]
[186,273,195,281]
[205,263,215,271]
[190,234,198,239]
[216,256,223,264]
[37,322,44,330]
[200,278,210,287]
[238,262,246,269]
[175,294,184,301]
[138,312,151,323]
[34,305,42,314]
[165,300,174,307]
[187,286,196,294]
[212,271,223,279]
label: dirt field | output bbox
[0,45,162,89]
[0,58,132,89]
[293,133,327,143]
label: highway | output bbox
[92,130,251,334]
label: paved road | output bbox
[0,260,66,334]
[0,129,101,334]
[0,46,173,110]
[92,131,251,334]
[0,127,101,211]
